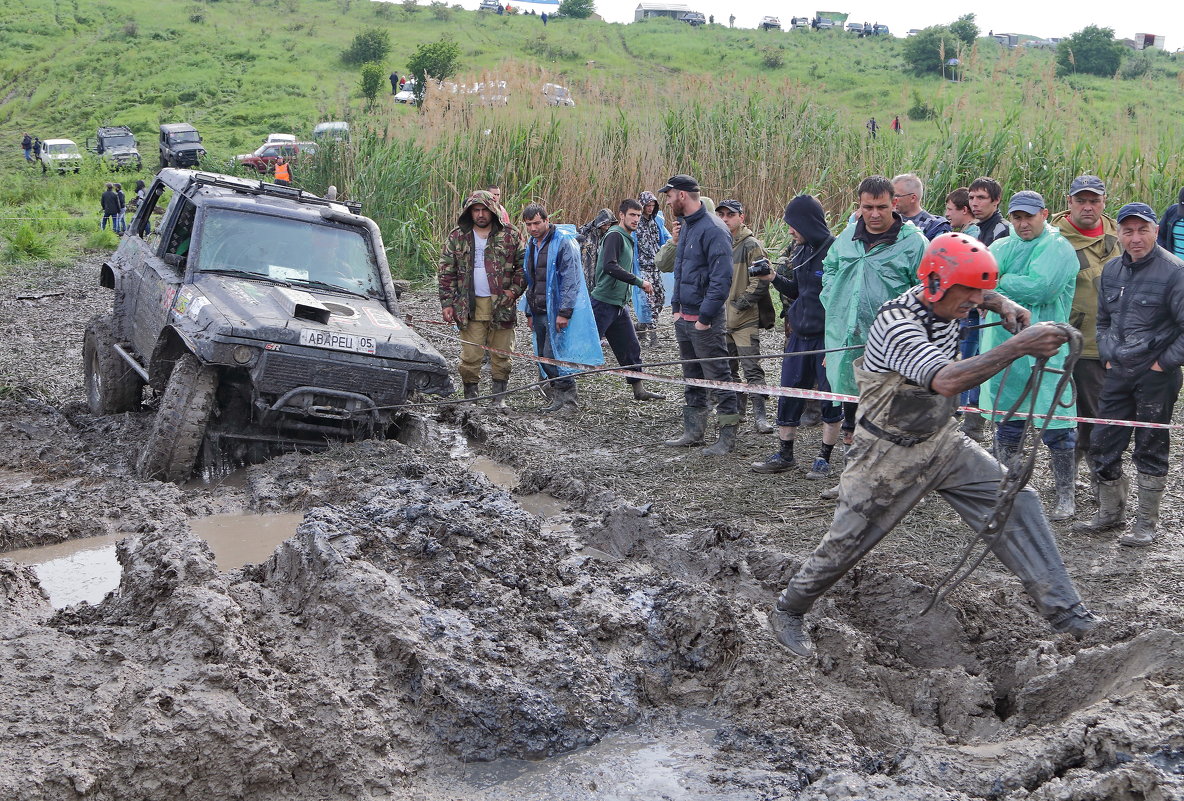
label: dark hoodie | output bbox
[1158,187,1184,258]
[772,195,834,338]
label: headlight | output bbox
[232,345,258,365]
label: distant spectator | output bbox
[1158,187,1184,259]
[134,180,151,235]
[113,182,127,235]
[891,115,902,133]
[390,71,399,96]
[100,183,119,231]
[866,117,878,138]
[540,10,547,24]
[274,156,291,186]
[33,137,45,173]
[21,132,32,162]
[326,185,338,201]
[729,13,735,26]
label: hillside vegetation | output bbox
[3,0,1184,277]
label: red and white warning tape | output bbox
[410,317,1183,431]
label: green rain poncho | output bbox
[981,223,1078,428]
[821,220,927,397]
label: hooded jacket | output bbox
[438,190,524,329]
[772,194,834,338]
[578,208,614,288]
[1097,245,1184,379]
[724,224,772,332]
[1158,187,1184,259]
[1051,209,1119,360]
[981,224,1079,428]
[821,213,927,396]
[670,200,733,325]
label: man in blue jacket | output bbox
[660,174,740,456]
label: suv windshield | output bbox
[170,131,201,144]
[104,135,135,148]
[194,209,384,299]
[46,143,77,154]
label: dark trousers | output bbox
[530,313,575,391]
[1073,358,1106,462]
[673,317,738,417]
[959,310,981,407]
[591,299,642,385]
[776,333,842,427]
[1090,366,1182,480]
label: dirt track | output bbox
[1,256,1183,800]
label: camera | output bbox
[748,258,773,277]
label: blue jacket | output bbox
[904,208,952,241]
[670,203,734,325]
[522,224,603,373]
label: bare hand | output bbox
[694,320,710,331]
[640,280,654,295]
[1013,322,1069,358]
[442,306,456,324]
[556,315,570,331]
[671,221,681,243]
[998,300,1030,333]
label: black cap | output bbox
[717,199,744,214]
[1116,203,1157,225]
[658,174,700,193]
[1069,175,1106,196]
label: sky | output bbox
[475,0,1183,46]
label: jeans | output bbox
[673,317,738,419]
[726,326,766,387]
[959,310,981,408]
[995,419,1076,451]
[1072,358,1105,462]
[529,313,575,391]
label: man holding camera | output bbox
[769,233,1099,658]
[718,199,775,433]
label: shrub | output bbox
[1056,26,1124,77]
[1118,53,1151,80]
[902,25,960,75]
[3,225,57,262]
[907,90,936,120]
[558,0,595,19]
[407,36,461,102]
[401,0,419,12]
[342,27,391,65]
[761,47,784,69]
[429,1,450,20]
[360,62,386,107]
[122,20,138,36]
[948,13,977,46]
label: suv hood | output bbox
[181,273,447,367]
[170,142,205,152]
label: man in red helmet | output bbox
[769,233,1099,657]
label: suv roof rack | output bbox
[186,172,362,214]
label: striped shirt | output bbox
[864,287,961,389]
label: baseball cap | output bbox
[1116,202,1158,225]
[658,174,700,193]
[717,199,744,214]
[1007,190,1046,215]
[1069,175,1106,196]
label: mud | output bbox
[1,257,1183,800]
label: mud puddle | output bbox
[2,511,304,607]
[446,425,566,518]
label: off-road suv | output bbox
[84,169,453,482]
[89,125,142,170]
[159,123,205,168]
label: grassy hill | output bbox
[3,0,1184,276]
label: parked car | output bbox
[846,21,862,32]
[264,133,296,145]
[235,142,318,174]
[473,80,509,106]
[790,16,810,29]
[759,16,781,31]
[86,169,453,481]
[159,123,205,168]
[394,80,418,104]
[543,83,575,107]
[478,0,499,10]
[873,23,890,35]
[312,121,349,142]
[679,11,705,25]
[40,139,84,173]
[815,18,836,30]
[88,125,142,170]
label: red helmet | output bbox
[918,232,999,302]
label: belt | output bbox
[857,416,938,448]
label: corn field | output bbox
[305,74,1184,281]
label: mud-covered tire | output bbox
[83,314,144,415]
[137,352,219,482]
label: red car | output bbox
[234,141,318,173]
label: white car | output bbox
[543,83,575,107]
[394,79,418,104]
[312,121,349,142]
[264,133,296,145]
[40,138,83,173]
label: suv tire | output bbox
[138,352,219,482]
[83,314,144,414]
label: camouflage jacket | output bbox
[438,190,525,329]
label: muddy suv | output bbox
[159,123,205,168]
[89,125,142,170]
[84,169,453,481]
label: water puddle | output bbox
[1,512,304,609]
[468,455,566,519]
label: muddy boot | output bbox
[631,381,665,401]
[461,382,479,406]
[1072,474,1128,534]
[768,605,813,657]
[664,406,708,447]
[752,438,794,473]
[1048,449,1076,522]
[490,379,509,411]
[647,326,659,347]
[750,395,775,434]
[702,423,738,457]
[800,401,821,427]
[541,385,574,413]
[994,440,1020,471]
[961,412,988,443]
[819,484,841,500]
[1048,603,1101,639]
[1121,473,1166,547]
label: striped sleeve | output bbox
[864,308,954,389]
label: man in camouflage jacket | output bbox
[438,190,525,403]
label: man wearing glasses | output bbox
[891,173,951,241]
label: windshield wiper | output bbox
[286,277,371,299]
[199,268,291,287]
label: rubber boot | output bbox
[664,406,709,447]
[800,401,821,427]
[541,385,575,413]
[1048,449,1077,522]
[752,438,795,473]
[490,379,508,411]
[647,327,659,347]
[750,395,775,434]
[994,439,1020,471]
[1121,473,1166,547]
[768,602,813,657]
[702,424,738,457]
[961,412,988,443]
[631,381,665,401]
[1073,474,1128,534]
[462,382,479,405]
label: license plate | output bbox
[298,329,377,354]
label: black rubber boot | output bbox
[490,379,508,410]
[961,412,989,443]
[1048,603,1101,639]
[462,382,479,405]
[768,605,813,657]
[541,385,577,413]
[1073,474,1128,534]
[664,406,709,447]
[994,439,1020,471]
[702,423,738,457]
[751,395,775,434]
[1121,473,1166,546]
[1048,448,1076,522]
[631,381,665,401]
[751,438,794,473]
